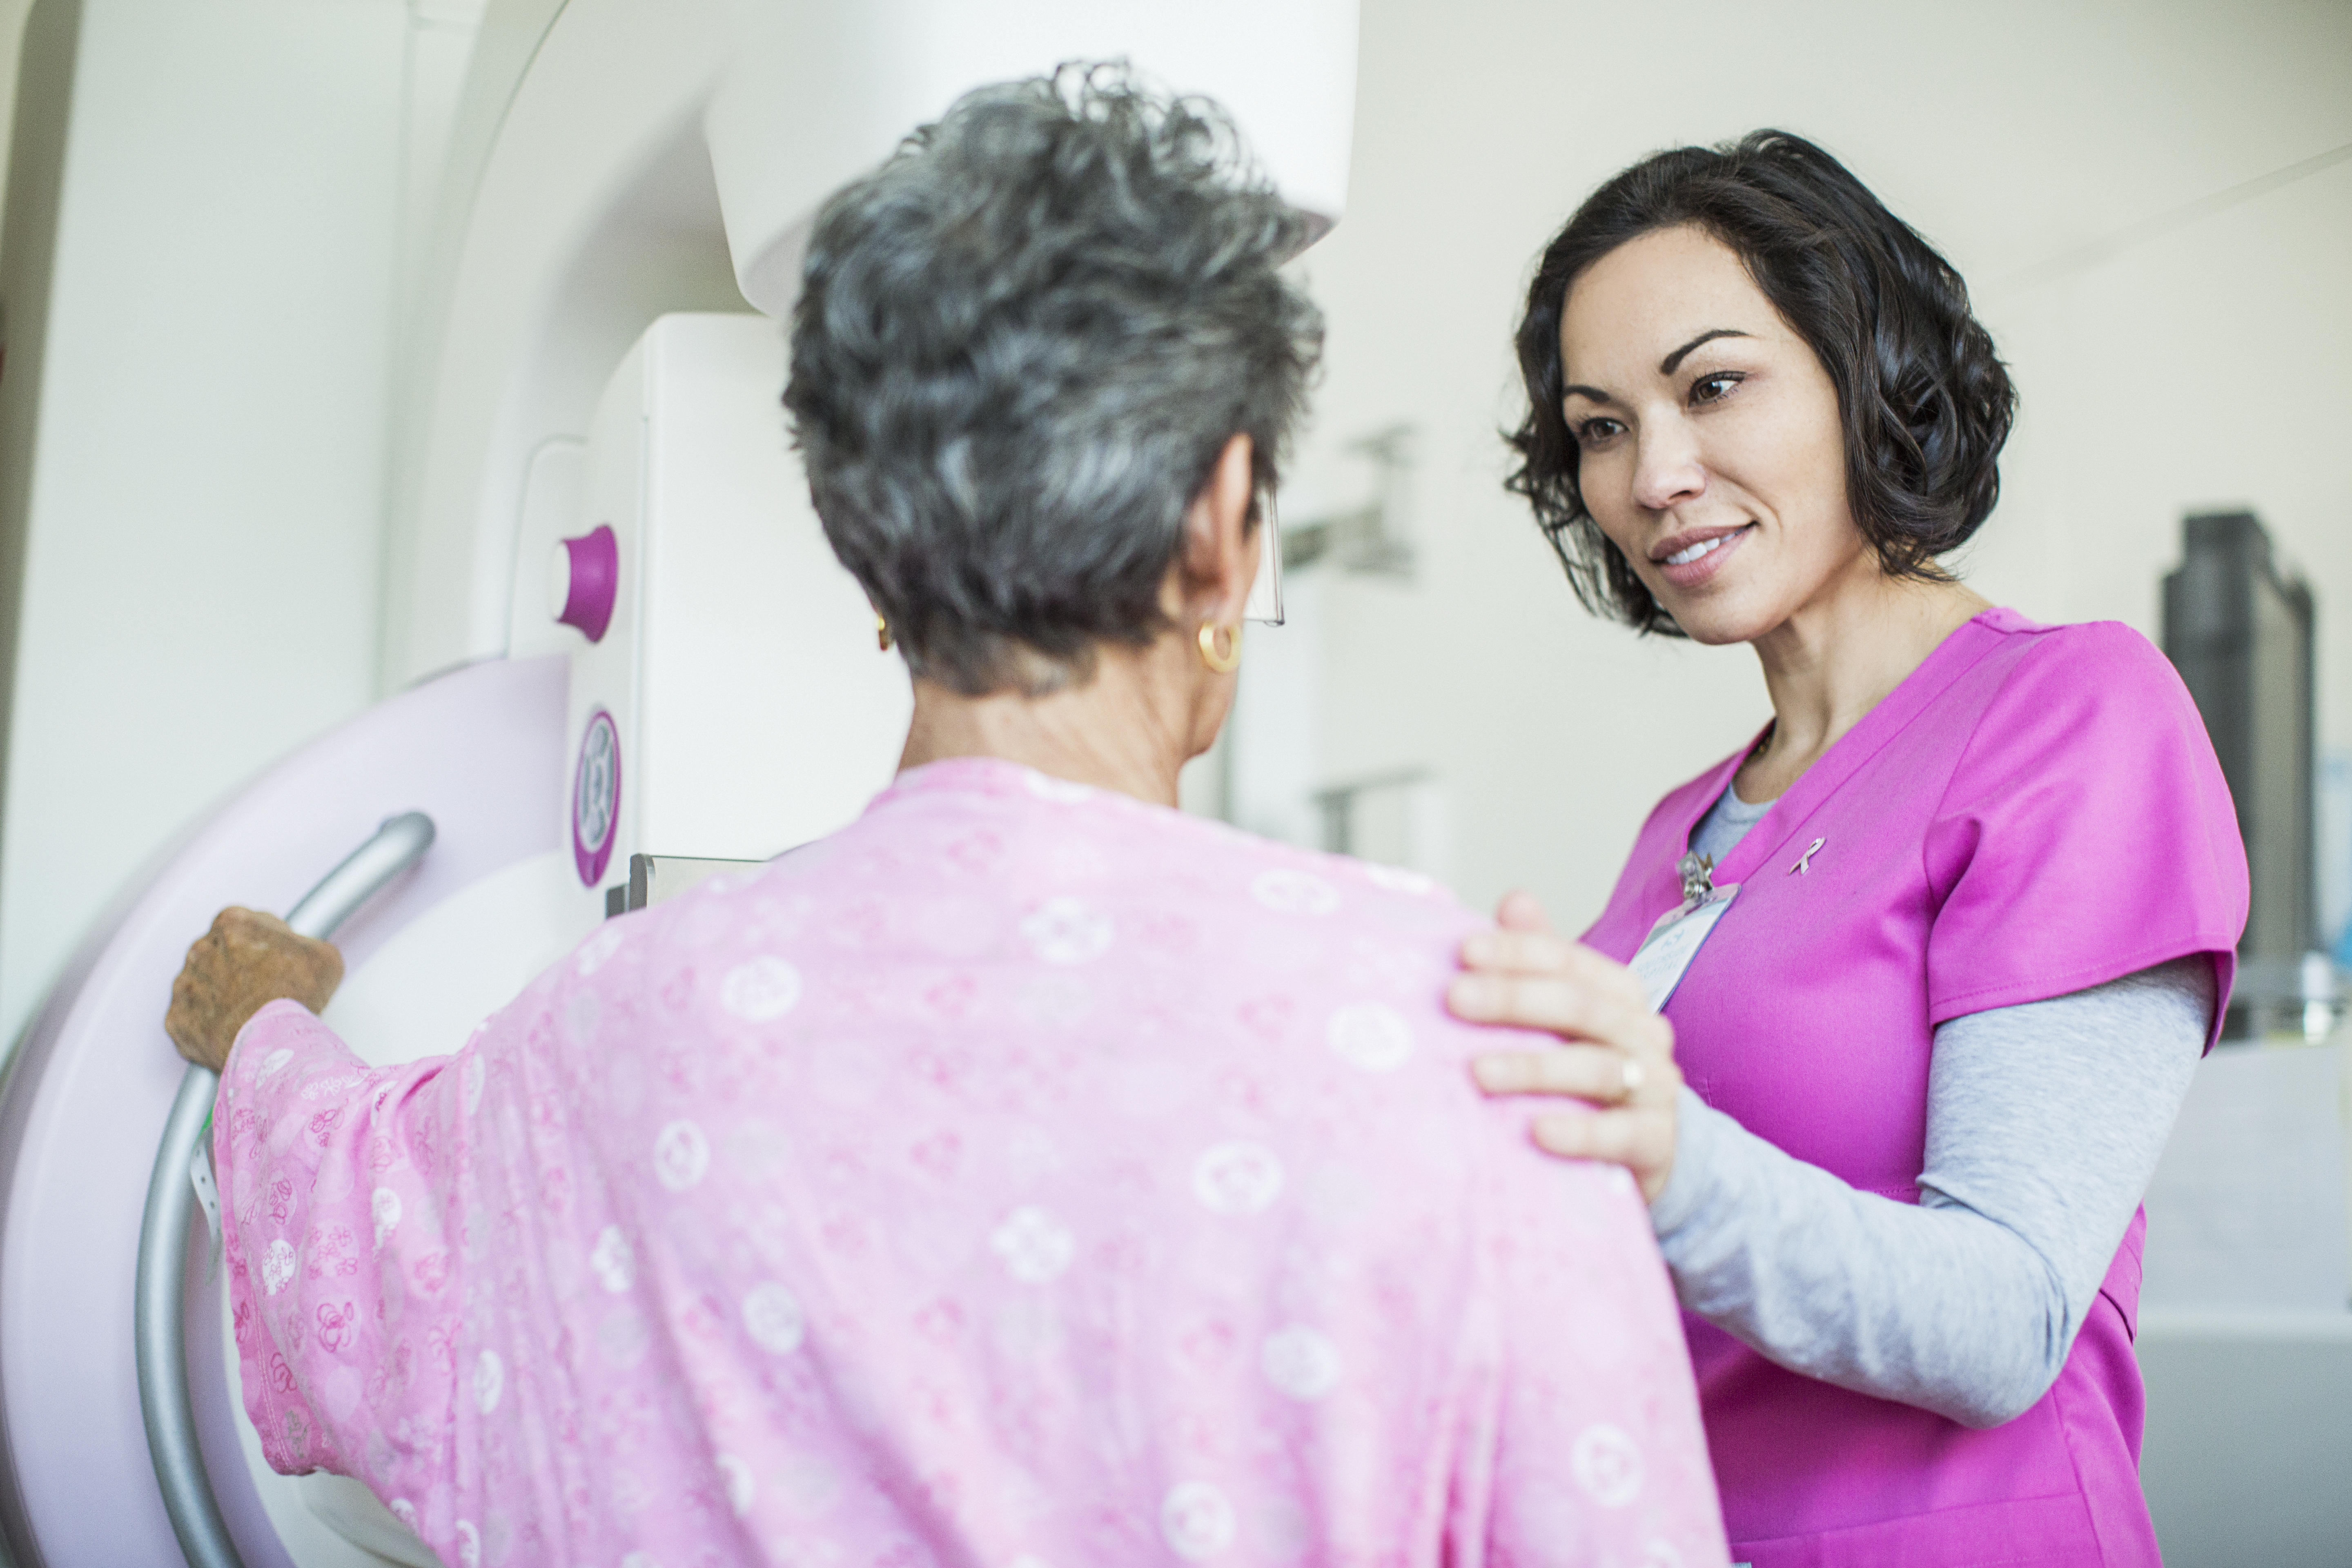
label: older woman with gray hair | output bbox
[166,66,1726,1567]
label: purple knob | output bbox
[552,524,619,643]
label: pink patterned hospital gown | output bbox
[216,756,1727,1568]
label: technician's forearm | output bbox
[1652,958,2210,1426]
[1653,1090,2064,1426]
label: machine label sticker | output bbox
[572,709,621,887]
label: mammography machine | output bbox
[0,4,1359,1563]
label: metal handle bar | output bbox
[136,812,435,1568]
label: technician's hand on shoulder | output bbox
[163,906,344,1074]
[1451,890,1683,1203]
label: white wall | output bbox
[1276,0,2352,930]
[0,2,28,238]
[0,0,410,1052]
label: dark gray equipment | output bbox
[2160,511,2320,1039]
[605,852,761,917]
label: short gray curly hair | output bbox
[782,62,1325,695]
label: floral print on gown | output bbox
[215,757,1728,1567]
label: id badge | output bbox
[1628,884,1738,1011]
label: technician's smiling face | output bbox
[1558,223,1866,646]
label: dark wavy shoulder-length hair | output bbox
[1505,130,2016,636]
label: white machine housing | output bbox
[528,313,915,918]
[393,0,1361,917]
[387,0,1360,693]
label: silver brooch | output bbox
[1677,851,1715,904]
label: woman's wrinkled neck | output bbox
[896,638,1212,809]
[1738,562,1989,800]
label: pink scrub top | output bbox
[1583,609,2248,1567]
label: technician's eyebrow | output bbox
[1561,382,1612,404]
[1660,328,1753,376]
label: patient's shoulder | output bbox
[764,763,1482,944]
[596,768,1514,1064]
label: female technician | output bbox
[1448,132,2248,1565]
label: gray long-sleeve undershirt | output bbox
[1649,788,2213,1429]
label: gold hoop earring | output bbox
[875,613,894,652]
[1197,621,1242,673]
